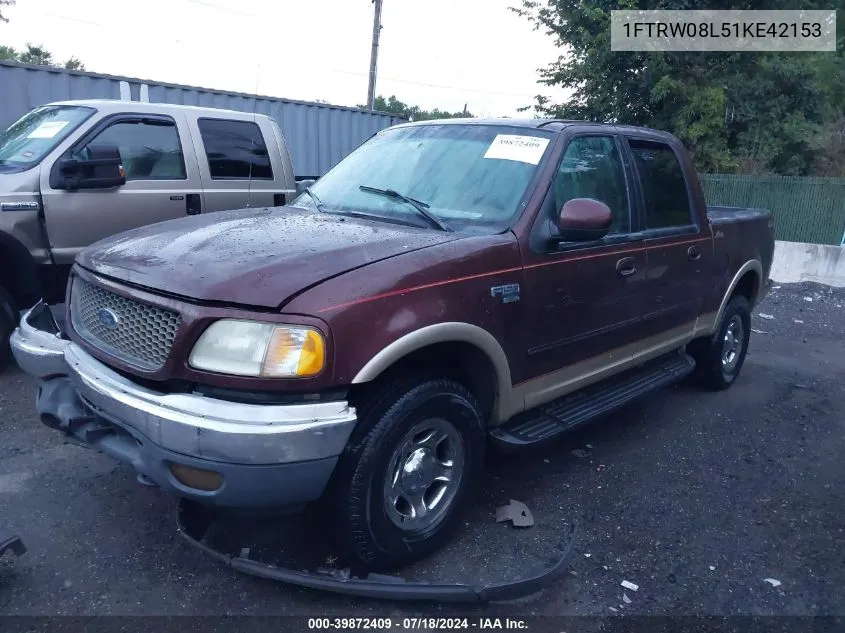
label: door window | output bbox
[197,118,273,180]
[553,136,630,234]
[628,139,692,229]
[74,119,186,181]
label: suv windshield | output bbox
[0,105,95,173]
[293,124,554,232]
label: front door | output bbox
[517,133,648,409]
[41,113,202,265]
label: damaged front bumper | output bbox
[10,302,358,511]
[177,499,578,603]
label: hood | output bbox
[76,206,461,308]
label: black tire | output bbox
[330,376,485,571]
[0,285,17,373]
[689,295,751,391]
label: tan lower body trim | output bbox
[496,322,699,423]
[693,311,718,337]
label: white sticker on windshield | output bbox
[484,134,550,165]
[26,120,70,139]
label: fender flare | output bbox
[352,322,514,422]
[712,260,762,333]
[0,231,41,304]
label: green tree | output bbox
[512,0,845,175]
[0,43,86,70]
[0,0,14,23]
[361,95,473,121]
[18,42,53,65]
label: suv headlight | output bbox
[188,320,325,378]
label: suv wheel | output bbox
[0,285,17,372]
[331,377,485,571]
[689,295,751,391]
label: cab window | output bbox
[197,118,273,180]
[553,136,630,234]
[628,139,693,229]
[74,118,186,181]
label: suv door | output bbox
[518,132,646,409]
[191,117,283,212]
[40,112,201,265]
[624,136,712,339]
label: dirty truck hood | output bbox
[77,206,459,308]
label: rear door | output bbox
[40,111,202,265]
[624,136,712,339]
[190,116,288,212]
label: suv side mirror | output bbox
[296,179,317,195]
[56,143,126,191]
[557,198,612,242]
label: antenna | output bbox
[247,63,260,208]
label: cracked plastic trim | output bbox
[176,500,577,603]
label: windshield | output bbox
[293,124,554,232]
[0,105,95,172]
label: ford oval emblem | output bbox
[97,308,120,330]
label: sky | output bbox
[1,0,572,117]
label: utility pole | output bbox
[367,0,383,111]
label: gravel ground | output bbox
[0,282,843,616]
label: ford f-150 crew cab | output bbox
[0,100,297,369]
[11,119,774,573]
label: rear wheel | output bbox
[330,377,485,571]
[0,285,17,372]
[689,295,751,391]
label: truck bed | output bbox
[707,205,772,225]
[706,205,776,307]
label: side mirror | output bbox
[557,198,612,242]
[296,179,317,195]
[56,143,126,191]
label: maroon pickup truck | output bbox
[11,119,774,575]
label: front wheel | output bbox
[689,295,751,391]
[330,377,485,571]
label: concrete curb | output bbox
[770,241,845,288]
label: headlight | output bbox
[188,320,326,378]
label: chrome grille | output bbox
[70,277,181,370]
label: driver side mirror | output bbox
[557,198,612,242]
[55,143,126,191]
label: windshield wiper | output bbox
[358,186,452,232]
[303,187,325,211]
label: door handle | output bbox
[185,193,201,215]
[688,245,702,261]
[616,257,637,277]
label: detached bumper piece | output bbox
[0,531,26,558]
[177,499,578,603]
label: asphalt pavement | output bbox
[0,282,842,616]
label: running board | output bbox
[491,352,696,450]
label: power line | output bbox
[183,0,260,19]
[37,11,541,102]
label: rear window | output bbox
[197,118,273,180]
[628,139,693,229]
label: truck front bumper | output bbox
[10,303,358,511]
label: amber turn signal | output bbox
[168,463,224,492]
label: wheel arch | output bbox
[351,322,515,425]
[0,231,42,309]
[711,260,762,334]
